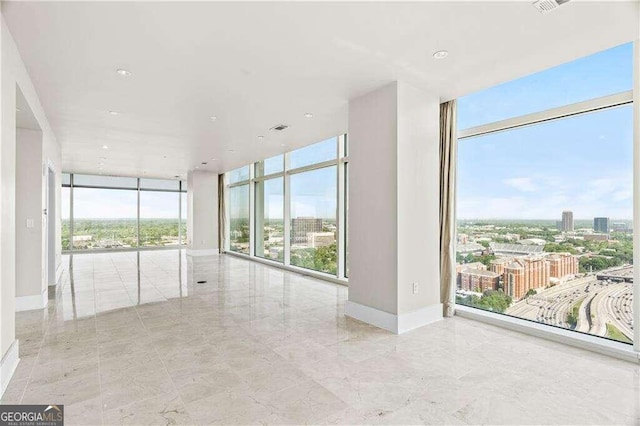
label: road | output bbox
[505,273,633,342]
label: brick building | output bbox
[547,252,578,280]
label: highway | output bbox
[505,273,633,342]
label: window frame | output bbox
[225,134,349,283]
[454,41,639,356]
[61,173,186,253]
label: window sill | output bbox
[455,305,639,363]
[224,250,348,286]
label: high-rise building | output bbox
[561,210,574,232]
[593,217,610,234]
[547,253,579,280]
[502,256,550,300]
[291,217,323,243]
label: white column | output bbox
[186,171,219,256]
[345,81,442,334]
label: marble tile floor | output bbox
[2,249,639,425]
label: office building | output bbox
[561,210,574,232]
[594,217,610,234]
[0,2,637,425]
[612,222,629,232]
[291,217,323,243]
[307,231,336,248]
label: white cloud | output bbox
[503,177,537,192]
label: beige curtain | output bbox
[218,174,226,252]
[440,100,457,318]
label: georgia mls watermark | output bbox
[0,405,63,426]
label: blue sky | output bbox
[231,138,339,220]
[62,187,185,219]
[457,42,633,220]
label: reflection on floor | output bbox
[2,250,639,425]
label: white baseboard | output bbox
[345,301,398,332]
[15,288,48,312]
[0,340,20,399]
[397,303,443,333]
[186,248,220,257]
[345,301,443,334]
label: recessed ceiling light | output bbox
[210,116,217,121]
[100,157,106,160]
[257,136,264,140]
[304,113,313,118]
[227,150,235,153]
[108,111,120,116]
[195,166,200,169]
[210,158,217,161]
[433,50,449,59]
[99,162,105,166]
[280,144,285,147]
[102,145,109,150]
[201,162,208,165]
[163,155,167,159]
[116,69,132,77]
[16,107,22,112]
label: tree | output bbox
[456,290,512,313]
[477,290,512,313]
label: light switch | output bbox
[26,219,34,228]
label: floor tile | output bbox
[3,250,638,426]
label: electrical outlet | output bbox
[412,282,419,294]
[26,219,34,228]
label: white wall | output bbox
[1,13,61,395]
[15,128,43,299]
[346,81,441,333]
[186,171,219,253]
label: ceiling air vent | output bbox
[532,0,571,14]
[270,124,289,132]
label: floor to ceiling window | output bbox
[290,165,337,274]
[61,174,71,251]
[62,174,187,251]
[255,155,284,262]
[224,135,348,281]
[228,166,250,254]
[456,42,634,345]
[139,191,180,247]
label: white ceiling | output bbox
[3,1,637,179]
